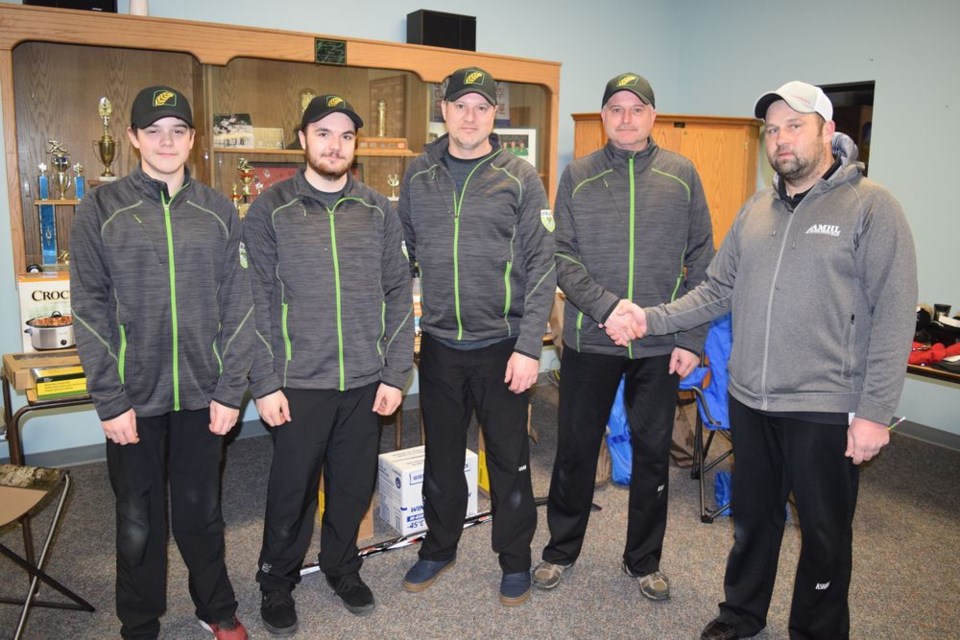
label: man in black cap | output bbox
[70,85,253,640]
[532,72,714,601]
[397,67,555,606]
[244,94,413,635]
[627,80,917,639]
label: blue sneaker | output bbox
[499,571,532,606]
[403,557,456,592]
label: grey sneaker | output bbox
[622,561,670,600]
[532,560,573,590]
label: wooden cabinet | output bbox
[0,5,560,276]
[571,113,759,244]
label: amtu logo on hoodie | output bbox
[805,223,841,237]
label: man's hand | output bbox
[504,352,539,394]
[845,417,891,464]
[600,300,647,346]
[209,400,241,435]
[255,390,291,428]
[373,384,403,416]
[669,347,699,378]
[103,408,138,445]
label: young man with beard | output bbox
[620,81,917,640]
[244,95,413,635]
[533,73,714,601]
[397,67,555,606]
[70,85,252,640]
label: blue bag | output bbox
[606,377,631,485]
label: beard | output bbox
[308,154,351,181]
[771,146,824,185]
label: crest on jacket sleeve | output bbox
[239,241,249,269]
[540,209,555,232]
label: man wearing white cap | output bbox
[618,81,917,639]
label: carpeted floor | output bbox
[2,379,959,639]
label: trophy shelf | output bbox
[0,4,560,276]
[34,199,81,206]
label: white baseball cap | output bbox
[754,81,833,121]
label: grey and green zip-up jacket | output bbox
[645,134,918,425]
[244,170,413,396]
[69,166,255,421]
[397,134,556,360]
[555,139,714,357]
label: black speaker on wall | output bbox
[407,10,476,52]
[23,0,117,12]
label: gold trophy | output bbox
[47,140,72,200]
[94,96,117,181]
[236,157,255,218]
[377,99,387,137]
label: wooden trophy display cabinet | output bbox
[572,113,760,244]
[0,4,560,277]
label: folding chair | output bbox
[0,464,95,639]
[678,313,733,523]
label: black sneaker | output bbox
[326,572,376,615]
[260,589,298,636]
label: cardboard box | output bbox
[317,477,374,542]
[32,365,87,399]
[377,446,477,535]
[3,350,81,392]
[17,272,71,353]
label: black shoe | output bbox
[326,572,376,615]
[260,589,298,636]
[701,618,739,640]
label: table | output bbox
[2,350,91,467]
[907,363,960,386]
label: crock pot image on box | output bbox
[24,311,75,350]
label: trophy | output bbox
[376,99,387,137]
[386,173,399,201]
[47,140,72,200]
[73,163,86,200]
[94,96,118,181]
[235,157,256,218]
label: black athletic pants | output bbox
[256,384,379,593]
[542,348,678,575]
[107,409,237,640]
[718,396,859,640]
[417,334,536,574]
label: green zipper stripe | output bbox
[328,210,345,391]
[451,153,498,340]
[670,245,687,301]
[161,191,180,410]
[502,261,513,315]
[212,338,223,375]
[281,302,291,360]
[118,324,127,383]
[576,311,584,352]
[572,169,614,197]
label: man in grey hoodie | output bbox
[621,81,917,640]
[397,67,555,606]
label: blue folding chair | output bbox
[678,313,733,523]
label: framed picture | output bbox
[494,127,537,169]
[250,161,300,193]
[427,122,447,143]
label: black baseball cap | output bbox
[131,85,194,129]
[300,94,364,131]
[444,67,497,106]
[602,72,656,109]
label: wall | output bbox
[672,0,960,434]
[1,0,956,459]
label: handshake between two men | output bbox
[600,299,648,346]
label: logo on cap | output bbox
[152,90,177,107]
[465,71,485,85]
[326,96,344,108]
[617,75,639,88]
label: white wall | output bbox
[1,0,956,459]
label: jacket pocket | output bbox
[841,314,855,379]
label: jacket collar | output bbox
[603,137,658,167]
[132,165,192,202]
[424,131,504,166]
[293,166,361,205]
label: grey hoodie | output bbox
[645,134,917,425]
